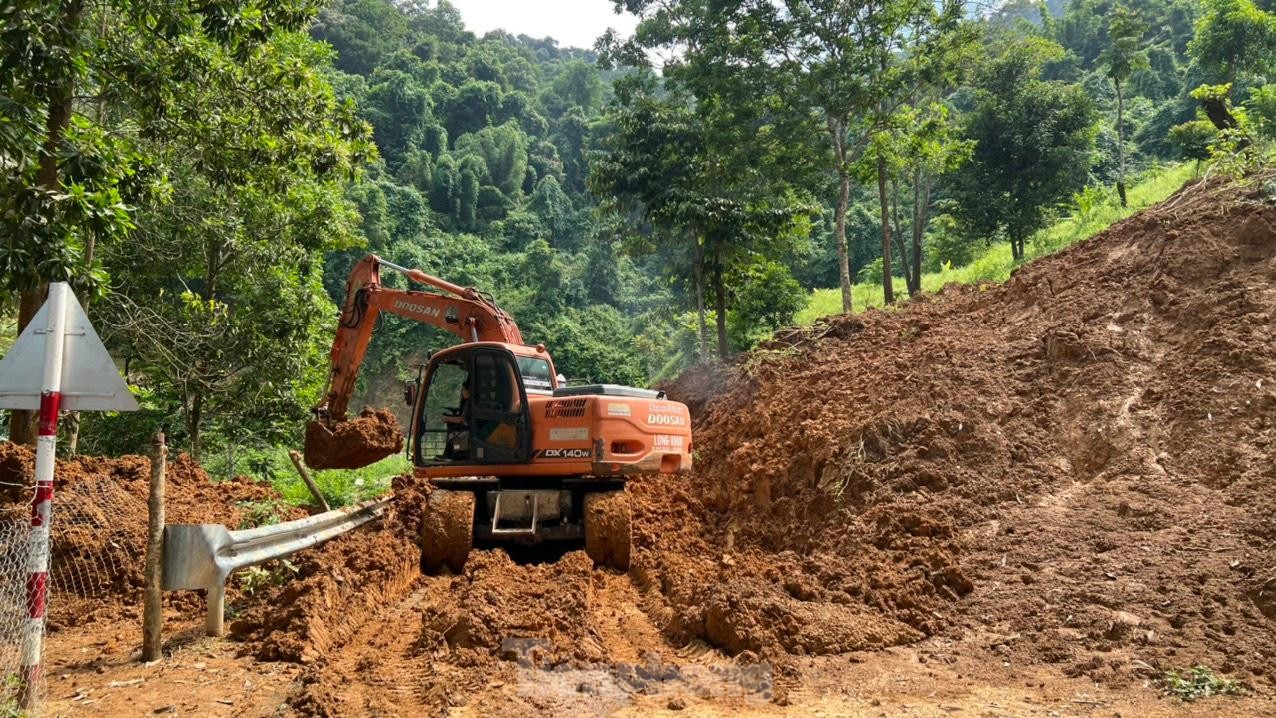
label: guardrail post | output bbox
[206,581,226,637]
[143,431,167,660]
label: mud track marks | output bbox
[284,545,771,715]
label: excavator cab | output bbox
[413,345,532,466]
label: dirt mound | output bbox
[627,471,969,659]
[0,442,298,626]
[656,175,1276,683]
[230,522,420,663]
[417,550,606,666]
[303,408,403,470]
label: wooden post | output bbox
[288,450,330,513]
[142,431,167,662]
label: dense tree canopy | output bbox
[949,40,1098,259]
[3,0,1273,459]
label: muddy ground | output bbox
[22,174,1276,715]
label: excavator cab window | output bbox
[414,349,530,466]
[469,350,531,463]
[517,356,554,394]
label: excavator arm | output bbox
[316,254,524,423]
[303,255,524,470]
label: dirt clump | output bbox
[303,408,403,470]
[231,522,420,663]
[417,550,605,667]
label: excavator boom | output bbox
[318,254,523,423]
[304,255,524,470]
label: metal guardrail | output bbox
[163,497,393,636]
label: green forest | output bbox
[2,0,1275,480]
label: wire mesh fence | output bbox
[0,509,34,711]
[0,469,149,711]
[49,476,146,609]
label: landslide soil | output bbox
[303,408,403,470]
[663,174,1276,687]
[35,175,1276,716]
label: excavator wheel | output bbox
[584,489,632,571]
[420,489,475,574]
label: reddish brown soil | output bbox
[660,175,1276,685]
[0,442,299,627]
[302,408,403,469]
[229,521,420,663]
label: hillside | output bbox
[660,172,1276,688]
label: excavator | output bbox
[304,254,693,572]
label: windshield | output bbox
[517,356,554,393]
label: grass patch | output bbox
[1160,666,1246,702]
[795,162,1198,325]
[207,445,408,509]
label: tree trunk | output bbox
[829,116,853,314]
[11,0,84,446]
[1010,234,1025,262]
[877,154,894,305]
[712,245,728,360]
[891,174,913,292]
[892,230,910,293]
[1115,80,1127,208]
[65,413,80,455]
[188,390,203,460]
[909,167,928,296]
[692,235,708,361]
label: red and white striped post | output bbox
[18,283,69,710]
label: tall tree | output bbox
[872,101,971,297]
[950,39,1096,261]
[1099,6,1150,207]
[592,76,811,360]
[2,1,373,451]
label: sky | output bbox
[445,0,640,50]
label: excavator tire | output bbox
[584,489,632,571]
[420,489,475,574]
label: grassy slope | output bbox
[795,162,1198,325]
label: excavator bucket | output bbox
[303,408,404,470]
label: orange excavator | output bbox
[305,255,693,571]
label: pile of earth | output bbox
[0,441,301,626]
[303,408,403,470]
[661,173,1276,685]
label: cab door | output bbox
[467,348,531,464]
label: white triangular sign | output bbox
[0,288,138,411]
